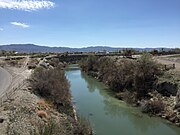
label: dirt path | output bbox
[156,56,180,71]
[0,67,12,96]
[0,56,31,98]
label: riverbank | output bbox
[0,82,79,135]
[66,65,180,135]
[0,57,92,135]
[79,54,180,127]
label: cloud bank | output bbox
[11,22,29,28]
[0,28,3,31]
[0,0,55,11]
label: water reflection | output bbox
[66,65,180,135]
[81,72,102,93]
[81,72,114,96]
[81,70,160,133]
[103,98,159,133]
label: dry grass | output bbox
[37,110,48,119]
[37,99,52,110]
[141,99,165,115]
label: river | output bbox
[65,65,180,135]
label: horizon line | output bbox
[0,43,179,49]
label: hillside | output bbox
[0,44,171,53]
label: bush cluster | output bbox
[80,53,162,99]
[29,66,71,114]
[29,66,93,134]
[30,117,93,135]
[28,58,39,69]
[141,100,165,115]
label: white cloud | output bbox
[11,22,30,28]
[0,28,3,31]
[0,0,55,11]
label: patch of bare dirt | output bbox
[155,55,180,71]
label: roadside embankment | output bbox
[0,82,82,135]
[0,56,92,135]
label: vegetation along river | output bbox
[65,65,180,135]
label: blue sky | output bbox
[0,0,180,48]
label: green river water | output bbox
[65,65,180,135]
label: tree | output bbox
[122,49,132,58]
[151,49,159,56]
[133,53,161,98]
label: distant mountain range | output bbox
[0,44,172,53]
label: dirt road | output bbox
[0,67,12,96]
[156,55,180,71]
[0,56,31,98]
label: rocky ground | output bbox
[0,82,76,135]
[153,55,180,126]
[0,56,92,135]
[81,54,180,127]
[148,90,180,126]
[158,70,180,126]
